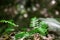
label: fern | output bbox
[0,20,18,36]
[15,17,48,40]
[30,17,38,27]
[0,20,18,26]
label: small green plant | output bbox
[0,20,18,36]
[15,17,48,40]
[0,20,18,26]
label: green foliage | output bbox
[29,21,48,36]
[30,17,38,27]
[15,17,48,40]
[0,20,18,36]
[4,27,15,34]
[0,18,48,40]
[15,32,29,39]
[0,20,18,26]
[0,18,48,39]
